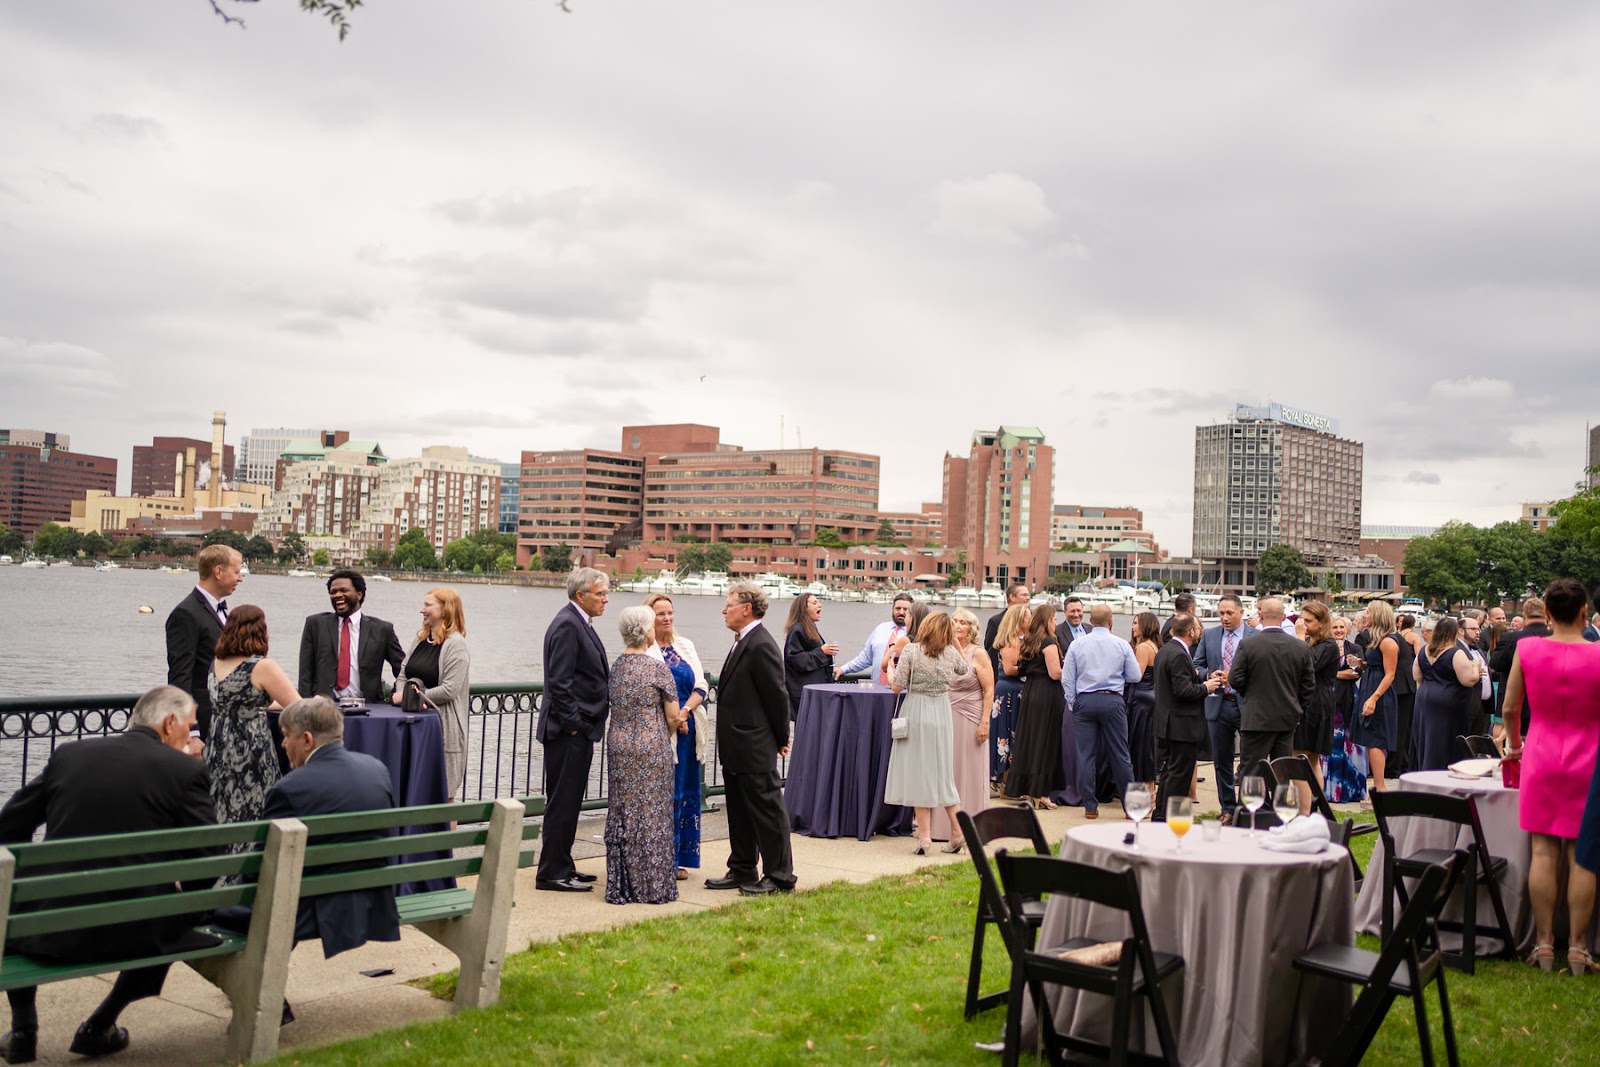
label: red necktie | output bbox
[337,617,352,690]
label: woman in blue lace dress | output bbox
[645,593,708,881]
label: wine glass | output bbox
[1272,783,1299,829]
[1165,796,1193,852]
[1240,775,1266,838]
[1124,784,1152,851]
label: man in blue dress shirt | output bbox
[1062,604,1141,820]
[835,593,913,684]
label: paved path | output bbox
[19,768,1308,1064]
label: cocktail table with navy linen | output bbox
[1024,821,1353,1067]
[784,683,913,841]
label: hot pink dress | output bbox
[1517,638,1600,839]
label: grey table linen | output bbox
[1024,822,1353,1067]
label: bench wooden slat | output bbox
[395,889,476,926]
[9,822,270,868]
[7,883,260,940]
[300,827,490,868]
[12,852,266,904]
[298,856,484,897]
[295,795,544,836]
[0,932,247,992]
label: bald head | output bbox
[1258,597,1285,624]
[1089,604,1113,628]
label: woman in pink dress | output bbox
[1502,578,1600,975]
[947,608,994,821]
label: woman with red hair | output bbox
[208,604,300,831]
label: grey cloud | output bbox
[37,169,92,196]
[82,113,168,143]
[0,338,124,394]
[1404,471,1441,485]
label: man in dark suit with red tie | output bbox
[707,582,796,896]
[535,568,612,893]
[164,543,243,739]
[297,569,405,703]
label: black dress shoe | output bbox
[281,1001,295,1027]
[68,1022,129,1057]
[0,1030,37,1065]
[535,877,593,893]
[738,877,795,896]
[571,871,598,883]
[704,874,748,890]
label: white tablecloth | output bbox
[1350,770,1593,954]
[1024,822,1353,1067]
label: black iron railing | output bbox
[0,679,779,808]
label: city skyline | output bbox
[4,4,1599,553]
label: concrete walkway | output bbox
[20,776,1259,1064]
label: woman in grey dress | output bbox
[885,611,970,855]
[605,606,684,904]
[207,605,300,834]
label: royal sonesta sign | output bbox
[1234,403,1339,435]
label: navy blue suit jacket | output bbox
[264,742,401,958]
[538,601,611,743]
[1192,622,1258,722]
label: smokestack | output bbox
[211,410,226,508]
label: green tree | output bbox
[1403,523,1479,609]
[542,543,573,573]
[392,527,439,570]
[162,538,197,558]
[202,529,250,553]
[1322,571,1346,599]
[109,539,140,559]
[311,548,331,567]
[0,522,23,555]
[676,545,707,578]
[813,527,846,548]
[874,519,903,546]
[362,544,392,568]
[277,531,309,565]
[442,537,482,572]
[1473,520,1553,603]
[493,550,516,572]
[1254,544,1313,596]
[947,549,968,588]
[526,551,544,572]
[703,543,732,572]
[79,531,112,559]
[243,535,276,562]
[1046,570,1086,593]
[32,523,81,559]
[1548,478,1600,591]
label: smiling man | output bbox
[298,569,406,703]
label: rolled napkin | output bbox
[1259,814,1331,854]
[1447,757,1499,778]
[1057,941,1123,966]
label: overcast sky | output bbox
[3,2,1597,554]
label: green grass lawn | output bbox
[277,824,1598,1066]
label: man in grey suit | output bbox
[1227,598,1316,775]
[1053,596,1090,654]
[1192,594,1257,823]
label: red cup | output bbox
[1500,757,1520,789]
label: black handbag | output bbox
[401,680,433,713]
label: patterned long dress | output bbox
[1323,640,1369,803]
[660,643,702,870]
[604,652,679,904]
[206,658,281,840]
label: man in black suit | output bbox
[0,686,219,1062]
[1152,614,1220,819]
[165,543,243,739]
[1227,598,1317,773]
[268,696,402,955]
[535,567,611,893]
[707,582,796,896]
[297,569,405,703]
[1490,596,1551,727]
[982,583,1031,678]
[1159,593,1196,645]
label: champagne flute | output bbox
[1272,783,1299,828]
[1166,796,1193,852]
[1124,783,1152,851]
[1240,775,1266,839]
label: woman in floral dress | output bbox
[605,606,684,904]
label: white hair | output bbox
[618,605,655,647]
[129,685,195,730]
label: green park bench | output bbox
[0,795,544,1063]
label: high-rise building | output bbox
[130,436,237,498]
[0,429,118,538]
[238,427,318,489]
[642,447,879,545]
[351,447,501,556]
[498,461,520,535]
[1588,424,1600,488]
[880,503,943,547]
[1522,501,1558,533]
[1193,403,1363,588]
[516,448,645,565]
[941,426,1055,587]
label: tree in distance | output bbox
[0,522,26,555]
[311,548,331,567]
[391,527,440,571]
[542,543,573,573]
[276,531,309,565]
[1254,544,1313,596]
[30,523,82,559]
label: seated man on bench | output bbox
[0,686,220,1064]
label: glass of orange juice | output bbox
[1166,796,1193,852]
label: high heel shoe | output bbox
[940,839,965,854]
[1527,943,1556,972]
[913,838,933,856]
[1568,947,1595,976]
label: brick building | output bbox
[0,429,118,538]
[130,436,236,498]
[941,426,1055,588]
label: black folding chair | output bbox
[959,805,1054,1019]
[1325,815,1354,851]
[1242,759,1285,831]
[1464,735,1499,758]
[1372,790,1515,974]
[1272,754,1375,885]
[1293,851,1465,1067]
[996,851,1183,1067]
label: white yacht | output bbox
[801,581,832,599]
[369,574,393,582]
[676,571,731,597]
[977,582,1007,609]
[0,555,12,566]
[948,587,981,607]
[94,560,120,572]
[49,560,74,568]
[19,558,47,569]
[754,572,803,599]
[286,568,318,578]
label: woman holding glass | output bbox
[1501,578,1600,974]
[782,592,838,720]
[644,593,708,881]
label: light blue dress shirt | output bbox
[1061,627,1141,712]
[837,620,904,678]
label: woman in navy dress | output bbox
[644,594,708,881]
[989,604,1029,794]
[1411,616,1482,771]
[1350,601,1401,798]
[1127,612,1161,794]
